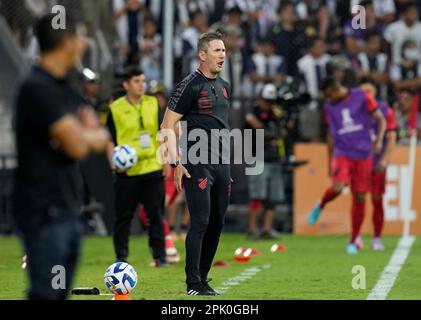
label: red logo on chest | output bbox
[222,87,229,98]
[198,178,208,190]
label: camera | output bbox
[277,76,311,114]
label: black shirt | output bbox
[167,70,231,163]
[14,65,83,214]
[246,106,284,162]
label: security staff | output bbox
[106,67,167,266]
[161,32,231,296]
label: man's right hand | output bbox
[174,164,191,192]
[78,106,100,129]
[112,166,129,174]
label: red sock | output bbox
[163,219,176,251]
[163,219,170,237]
[351,194,366,243]
[372,196,384,238]
[320,187,341,209]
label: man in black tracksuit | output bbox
[161,32,231,296]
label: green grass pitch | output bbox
[0,234,420,300]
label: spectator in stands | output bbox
[270,1,306,77]
[218,24,246,127]
[326,55,356,87]
[357,31,389,100]
[246,37,286,98]
[210,5,246,40]
[178,0,223,27]
[295,0,330,41]
[224,5,244,28]
[138,17,163,83]
[390,39,421,92]
[384,1,421,65]
[343,0,384,70]
[297,37,330,109]
[181,9,208,77]
[242,5,265,56]
[393,89,421,144]
[297,36,330,141]
[350,0,396,24]
[113,0,144,64]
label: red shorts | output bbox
[331,157,373,193]
[371,169,386,195]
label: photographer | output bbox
[245,84,286,240]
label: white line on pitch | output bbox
[215,264,271,294]
[367,236,416,300]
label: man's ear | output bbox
[122,81,129,91]
[198,49,206,63]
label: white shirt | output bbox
[249,53,285,96]
[358,52,388,73]
[297,53,331,100]
[384,20,421,64]
[390,62,421,81]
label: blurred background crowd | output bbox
[1,0,420,236]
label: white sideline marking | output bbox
[215,264,271,294]
[367,236,416,300]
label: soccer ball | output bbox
[112,145,138,171]
[104,262,138,295]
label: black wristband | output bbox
[171,160,181,168]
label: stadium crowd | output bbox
[1,0,421,238]
[3,0,421,143]
[109,0,421,143]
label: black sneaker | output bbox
[186,283,215,296]
[202,278,220,296]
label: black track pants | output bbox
[183,164,231,285]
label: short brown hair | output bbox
[197,32,223,52]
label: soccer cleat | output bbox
[247,231,259,241]
[372,238,385,251]
[260,229,279,240]
[202,278,220,296]
[150,258,169,268]
[346,243,358,255]
[307,203,323,225]
[187,283,216,296]
[355,236,365,251]
[166,253,181,264]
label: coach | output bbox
[161,32,232,296]
[14,14,109,300]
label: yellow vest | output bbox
[109,95,162,176]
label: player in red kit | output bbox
[307,77,386,254]
[358,77,397,251]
